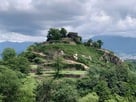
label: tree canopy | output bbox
[60,28,67,37]
[2,48,16,61]
[84,39,103,48]
[47,28,67,41]
[0,65,21,102]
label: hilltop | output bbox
[23,28,123,79]
[0,28,136,102]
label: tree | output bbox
[36,79,53,102]
[2,48,16,61]
[36,66,43,75]
[77,77,98,96]
[92,41,99,48]
[22,51,37,62]
[94,80,110,102]
[0,95,3,102]
[36,79,78,102]
[84,39,93,46]
[47,28,62,41]
[0,65,21,102]
[54,57,63,78]
[4,56,30,74]
[15,56,30,74]
[78,92,99,102]
[87,39,93,46]
[60,28,67,37]
[97,40,103,48]
[52,80,78,102]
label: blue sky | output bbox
[0,0,136,42]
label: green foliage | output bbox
[4,56,30,74]
[33,57,44,64]
[77,64,136,102]
[52,79,78,102]
[2,48,16,61]
[63,63,85,70]
[16,56,30,74]
[47,28,62,41]
[77,77,99,96]
[54,57,64,78]
[97,40,103,48]
[115,66,128,82]
[0,65,21,102]
[36,79,78,102]
[73,36,82,44]
[46,27,83,44]
[94,80,111,102]
[60,28,67,37]
[105,94,136,102]
[36,66,43,75]
[17,76,36,102]
[92,41,100,48]
[78,92,99,102]
[77,56,89,65]
[84,39,93,46]
[31,43,101,58]
[126,60,136,72]
[0,95,2,102]
[22,51,37,62]
[1,28,134,102]
[84,39,103,48]
[36,79,53,102]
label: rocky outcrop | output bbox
[100,51,122,65]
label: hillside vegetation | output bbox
[0,28,136,102]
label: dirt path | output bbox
[32,51,89,70]
[32,51,46,57]
[64,59,89,70]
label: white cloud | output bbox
[0,0,34,11]
[118,53,136,60]
[0,0,136,42]
[117,16,136,30]
[90,11,111,23]
[0,31,45,42]
[0,1,9,11]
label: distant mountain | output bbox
[92,35,136,59]
[1,36,136,60]
[0,42,33,56]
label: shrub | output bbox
[0,66,21,102]
[76,77,99,96]
[2,48,16,61]
[52,82,78,102]
[78,92,99,102]
[36,79,78,102]
[77,56,89,65]
[33,57,44,64]
[36,66,43,75]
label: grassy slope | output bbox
[22,42,136,102]
[35,44,102,57]
[26,43,119,80]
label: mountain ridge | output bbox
[0,42,33,55]
[92,35,136,59]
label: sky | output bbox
[0,0,136,42]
